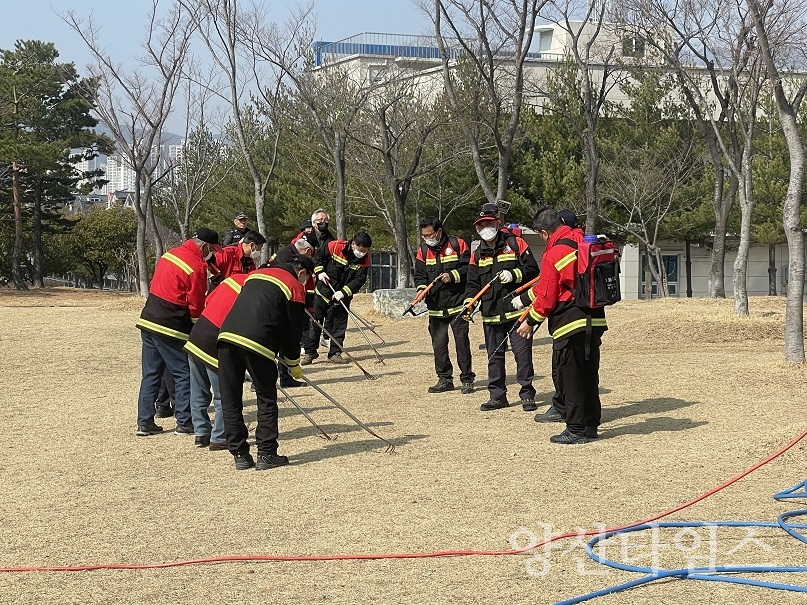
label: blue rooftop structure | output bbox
[312,32,551,67]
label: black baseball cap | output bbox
[292,253,315,275]
[300,218,313,230]
[473,202,501,225]
[195,228,222,250]
[233,211,248,220]
[559,209,579,228]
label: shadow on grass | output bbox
[600,397,704,438]
[306,370,404,385]
[280,420,394,442]
[605,397,698,420]
[602,416,708,438]
[289,433,428,466]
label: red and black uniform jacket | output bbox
[313,240,370,304]
[213,243,255,279]
[523,225,607,342]
[464,230,539,324]
[184,274,249,369]
[217,265,307,369]
[136,240,208,341]
[269,244,315,311]
[414,234,470,318]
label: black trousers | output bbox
[428,316,474,383]
[553,332,602,435]
[483,321,535,402]
[306,297,348,358]
[155,369,175,406]
[551,354,563,411]
[218,342,280,456]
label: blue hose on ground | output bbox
[556,482,807,604]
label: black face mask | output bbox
[317,222,329,233]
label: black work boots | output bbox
[256,452,290,471]
[428,378,455,393]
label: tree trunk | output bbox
[643,248,653,300]
[133,182,150,297]
[334,135,347,240]
[685,239,693,297]
[11,161,28,291]
[33,177,44,288]
[393,189,412,288]
[768,244,777,296]
[254,181,265,256]
[707,156,734,298]
[584,129,599,235]
[732,187,752,317]
[780,119,805,363]
[653,248,670,297]
[147,185,164,259]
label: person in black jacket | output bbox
[302,231,372,365]
[309,208,335,252]
[269,239,316,388]
[223,211,249,247]
[464,203,540,412]
[217,254,315,470]
[414,217,475,394]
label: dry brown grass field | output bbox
[1,287,806,604]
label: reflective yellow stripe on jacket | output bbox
[184,341,218,369]
[162,252,194,275]
[218,331,277,361]
[551,317,608,339]
[136,318,190,341]
[245,273,291,299]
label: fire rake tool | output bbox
[302,375,395,453]
[305,309,379,380]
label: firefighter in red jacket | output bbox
[269,240,316,388]
[217,254,315,470]
[210,230,266,285]
[516,207,607,444]
[464,203,539,412]
[302,232,372,365]
[414,217,475,395]
[184,273,249,451]
[135,228,220,436]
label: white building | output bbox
[315,27,804,299]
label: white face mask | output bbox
[423,237,440,248]
[204,247,214,261]
[352,248,367,259]
[477,227,498,242]
[250,249,262,262]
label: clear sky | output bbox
[0,1,432,133]
[0,1,432,67]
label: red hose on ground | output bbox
[3,428,806,573]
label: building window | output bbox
[370,252,398,291]
[622,36,646,58]
[641,254,678,297]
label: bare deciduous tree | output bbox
[64,1,192,296]
[748,0,807,363]
[422,0,545,207]
[350,70,450,287]
[534,1,623,234]
[252,8,377,240]
[157,69,236,239]
[626,0,766,314]
[181,0,297,251]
